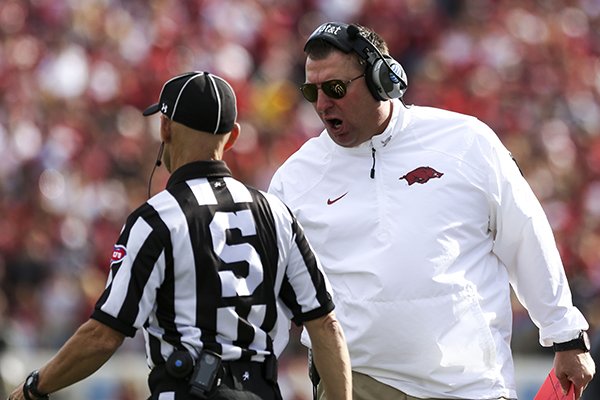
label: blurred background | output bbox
[0,0,599,399]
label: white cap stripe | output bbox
[156,74,182,117]
[171,72,203,121]
[205,73,221,134]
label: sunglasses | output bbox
[300,74,365,102]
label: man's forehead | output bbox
[305,52,360,82]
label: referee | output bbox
[7,72,351,400]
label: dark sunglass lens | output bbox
[300,84,318,102]
[322,80,346,99]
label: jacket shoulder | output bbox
[269,133,331,201]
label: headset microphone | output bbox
[147,142,164,198]
[155,142,164,166]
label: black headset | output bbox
[304,22,408,101]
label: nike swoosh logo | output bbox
[327,192,348,205]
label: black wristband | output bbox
[552,331,591,352]
[23,370,49,400]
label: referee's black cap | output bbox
[142,71,237,135]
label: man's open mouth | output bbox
[326,118,343,130]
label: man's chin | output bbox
[327,130,356,147]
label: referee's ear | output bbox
[159,115,172,143]
[223,122,240,153]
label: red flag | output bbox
[534,368,575,400]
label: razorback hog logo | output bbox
[110,245,127,265]
[400,166,444,185]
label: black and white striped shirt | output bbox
[92,161,334,368]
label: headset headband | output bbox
[304,23,384,64]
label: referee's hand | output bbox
[7,382,26,400]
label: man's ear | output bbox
[223,123,240,152]
[159,115,172,143]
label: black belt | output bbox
[149,357,279,399]
[220,357,278,388]
[216,358,281,400]
[153,355,278,384]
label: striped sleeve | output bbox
[92,198,170,337]
[262,192,334,326]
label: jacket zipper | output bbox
[370,145,376,179]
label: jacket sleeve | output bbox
[485,126,588,346]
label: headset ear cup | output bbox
[370,56,408,100]
[363,62,385,101]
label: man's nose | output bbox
[314,89,334,111]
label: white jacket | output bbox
[268,100,588,399]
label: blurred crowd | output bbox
[1,0,600,398]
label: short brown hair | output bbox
[304,24,389,63]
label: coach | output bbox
[269,21,595,400]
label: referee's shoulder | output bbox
[125,195,167,223]
[251,185,294,218]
